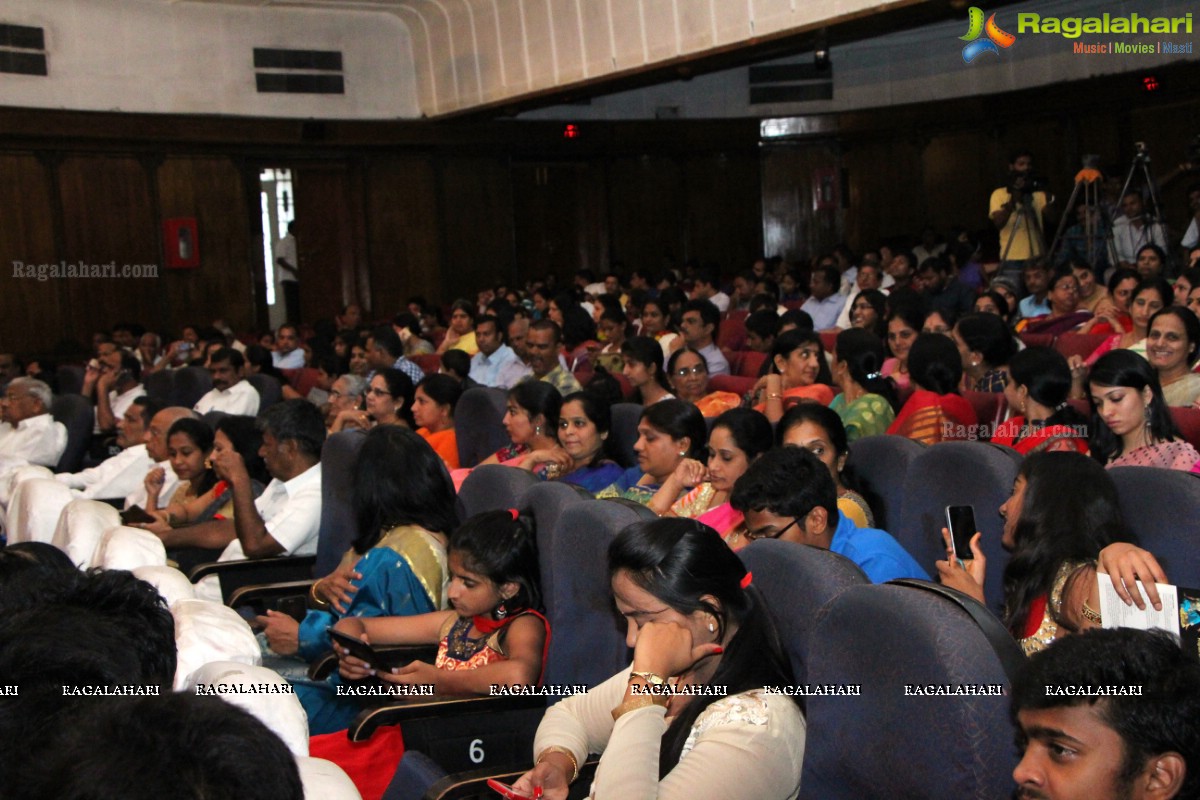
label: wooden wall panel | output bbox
[921,131,992,238]
[156,157,256,335]
[56,156,159,347]
[841,140,924,253]
[438,158,515,299]
[682,151,762,273]
[606,155,683,275]
[0,154,61,357]
[760,143,841,263]
[364,155,441,318]
[512,162,609,284]
[293,163,367,326]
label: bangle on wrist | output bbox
[536,746,579,784]
[309,579,330,609]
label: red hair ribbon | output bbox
[508,508,519,521]
[740,571,753,589]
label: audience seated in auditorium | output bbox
[437,300,480,356]
[1083,277,1171,366]
[1018,262,1053,320]
[473,381,562,475]
[801,264,846,331]
[639,297,680,361]
[392,312,435,359]
[330,367,413,433]
[120,406,196,511]
[331,508,547,702]
[1078,267,1138,337]
[152,401,323,598]
[598,399,706,505]
[993,347,1089,455]
[1018,266,1096,337]
[731,444,924,582]
[1146,307,1200,407]
[954,312,1017,393]
[1088,350,1200,471]
[53,396,164,500]
[512,516,804,800]
[548,291,597,353]
[194,348,260,417]
[0,377,68,472]
[262,426,457,733]
[690,265,730,313]
[882,303,923,390]
[829,328,898,442]
[413,373,463,470]
[82,341,145,434]
[744,309,781,354]
[935,451,1155,655]
[677,299,730,376]
[367,325,424,385]
[647,408,772,547]
[777,403,877,528]
[752,329,836,422]
[887,332,978,444]
[131,415,267,571]
[522,319,582,397]
[621,336,675,406]
[593,306,629,374]
[468,314,519,388]
[667,347,741,418]
[272,323,306,370]
[921,307,955,336]
[1010,628,1199,800]
[519,390,623,492]
[1172,266,1200,308]
[916,255,975,321]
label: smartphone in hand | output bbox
[119,505,157,525]
[486,779,536,800]
[945,505,977,562]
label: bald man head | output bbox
[144,407,197,463]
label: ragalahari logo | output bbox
[960,7,1016,63]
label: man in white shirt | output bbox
[1111,190,1168,270]
[679,299,731,376]
[271,324,306,370]
[833,263,890,330]
[92,352,145,435]
[149,401,323,581]
[0,378,68,471]
[1181,183,1200,250]
[801,265,848,331]
[495,318,534,389]
[55,396,162,501]
[468,315,518,387]
[274,221,300,324]
[691,267,730,314]
[194,348,260,417]
[121,405,196,510]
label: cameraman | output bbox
[1112,189,1168,272]
[990,150,1049,283]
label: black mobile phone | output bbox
[119,505,157,525]
[945,505,978,561]
[328,629,383,667]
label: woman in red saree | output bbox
[887,332,977,444]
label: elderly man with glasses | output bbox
[0,378,68,473]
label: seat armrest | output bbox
[349,693,545,742]
[228,580,315,615]
[187,555,317,604]
[422,758,599,800]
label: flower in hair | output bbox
[740,571,753,589]
[508,508,519,521]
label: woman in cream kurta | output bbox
[511,517,805,800]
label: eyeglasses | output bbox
[366,387,392,397]
[673,365,707,377]
[744,518,799,542]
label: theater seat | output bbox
[172,366,213,409]
[456,464,539,521]
[961,391,1005,438]
[52,497,120,568]
[709,374,755,396]
[145,370,173,403]
[798,582,1019,800]
[187,661,310,756]
[845,435,924,534]
[93,525,168,571]
[609,403,643,469]
[455,387,508,469]
[132,565,197,607]
[1054,332,1110,362]
[51,393,95,473]
[247,373,284,410]
[1109,467,1200,588]
[1169,407,1200,451]
[740,540,868,685]
[4,477,74,545]
[895,442,1017,615]
[171,598,262,690]
[297,757,363,800]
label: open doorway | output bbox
[259,167,295,331]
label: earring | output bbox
[707,622,715,633]
[678,451,687,457]
[493,599,508,620]
[534,425,542,436]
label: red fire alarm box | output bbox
[164,218,200,268]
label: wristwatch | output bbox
[629,670,668,687]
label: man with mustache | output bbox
[1011,628,1199,800]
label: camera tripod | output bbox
[1047,160,1111,269]
[999,185,1047,265]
